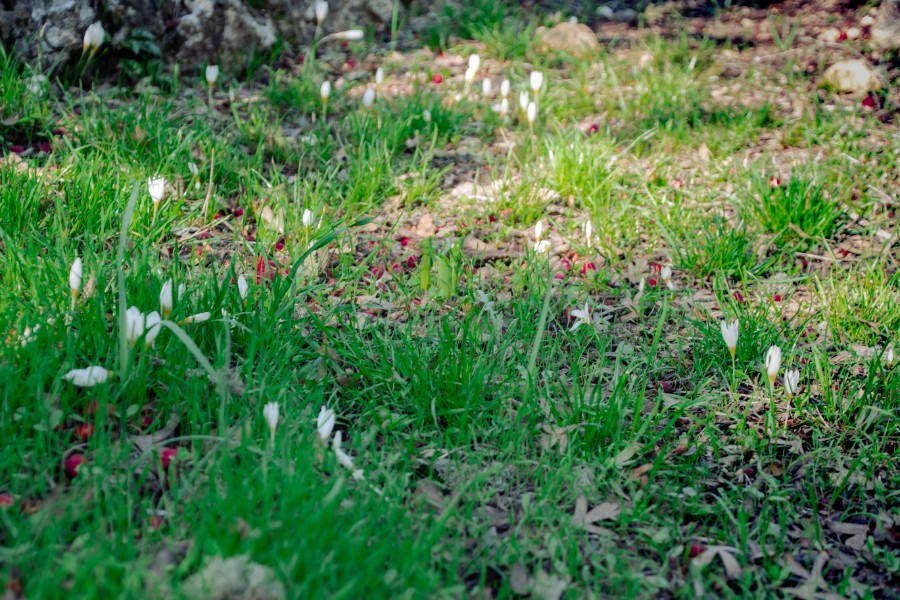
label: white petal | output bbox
[69,257,83,296]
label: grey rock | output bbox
[1,0,404,71]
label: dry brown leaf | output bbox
[259,205,285,235]
[415,479,446,511]
[131,413,181,454]
[692,545,743,580]
[509,563,530,596]
[572,495,618,536]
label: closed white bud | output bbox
[205,64,219,87]
[534,220,544,241]
[302,208,314,227]
[519,91,529,112]
[317,405,336,441]
[530,71,543,92]
[765,345,782,385]
[375,67,384,85]
[423,109,432,123]
[482,79,492,97]
[500,79,510,98]
[783,369,800,398]
[237,274,249,300]
[160,280,173,317]
[69,257,83,298]
[468,54,480,75]
[183,312,211,324]
[315,0,328,24]
[331,29,363,41]
[499,98,509,116]
[320,80,331,101]
[83,22,105,54]
[263,402,279,437]
[526,101,537,125]
[362,86,375,107]
[720,320,739,358]
[660,266,672,286]
[148,177,166,205]
[125,306,145,346]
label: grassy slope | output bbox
[1,4,899,598]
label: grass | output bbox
[2,5,900,599]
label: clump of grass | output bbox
[665,215,770,279]
[740,171,844,247]
[819,260,900,345]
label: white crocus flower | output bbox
[183,312,211,324]
[320,80,331,101]
[570,302,592,332]
[375,67,384,85]
[534,240,551,253]
[205,64,219,87]
[333,430,364,480]
[317,405,336,441]
[63,366,110,387]
[263,402,279,440]
[468,54,480,76]
[518,91,529,112]
[530,71,543,93]
[125,306,145,346]
[783,369,800,398]
[82,22,105,55]
[583,220,593,246]
[765,345,782,385]
[315,0,328,25]
[237,274,249,300]
[526,101,537,125]
[720,320,739,358]
[362,86,375,107]
[144,311,161,347]
[482,79,492,97]
[500,79,510,98]
[69,257,83,299]
[534,220,544,242]
[160,280,173,317]
[499,98,509,116]
[323,29,363,42]
[19,324,40,347]
[148,177,166,205]
[660,266,673,289]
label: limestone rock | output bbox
[535,22,600,59]
[821,60,884,94]
[818,27,841,43]
[872,0,900,50]
[0,0,404,72]
[175,0,277,66]
[182,555,285,600]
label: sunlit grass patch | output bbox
[739,170,845,248]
